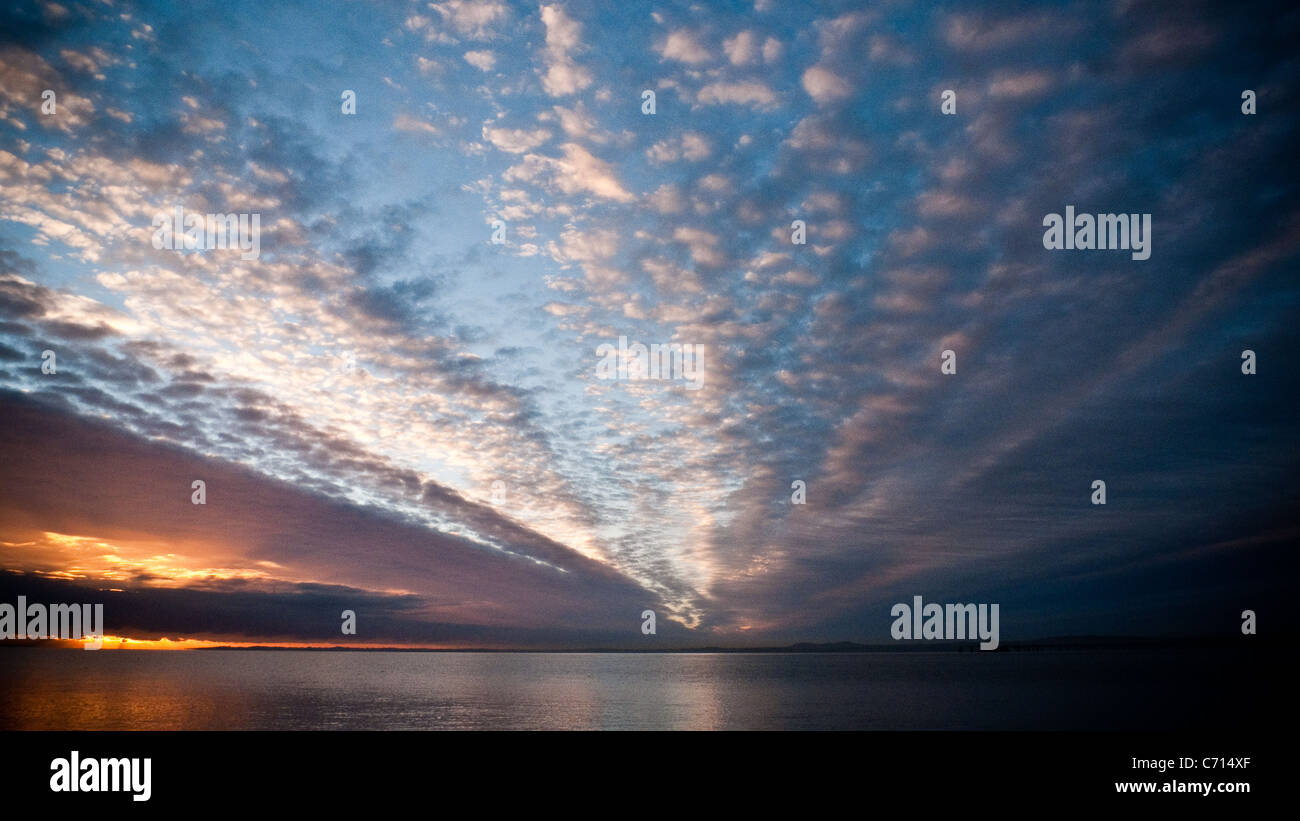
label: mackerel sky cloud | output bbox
[0,0,1296,647]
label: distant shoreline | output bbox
[0,637,1262,653]
[197,636,1264,653]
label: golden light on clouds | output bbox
[5,530,290,587]
[81,635,454,650]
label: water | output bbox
[0,648,1267,730]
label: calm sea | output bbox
[0,647,1268,730]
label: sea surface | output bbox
[0,647,1270,731]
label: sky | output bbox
[0,0,1297,648]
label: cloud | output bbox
[539,4,592,96]
[942,11,1075,52]
[814,10,871,59]
[0,392,666,645]
[762,36,783,63]
[430,0,508,40]
[868,35,914,66]
[696,80,777,108]
[463,50,496,71]
[1119,22,1217,67]
[658,29,711,64]
[782,115,871,173]
[645,132,711,164]
[548,102,610,143]
[58,46,117,78]
[673,226,725,267]
[723,30,758,65]
[801,65,852,104]
[987,70,1054,99]
[648,183,686,214]
[0,47,95,133]
[483,123,551,153]
[393,113,440,136]
[505,143,633,202]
